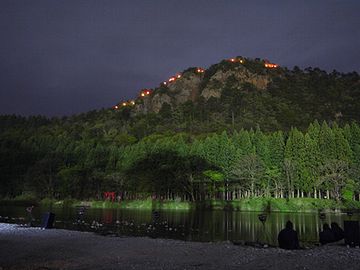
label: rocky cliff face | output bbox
[201,65,270,100]
[144,71,204,113]
[132,59,275,114]
[167,72,203,104]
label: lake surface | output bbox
[0,205,357,246]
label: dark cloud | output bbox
[0,0,359,116]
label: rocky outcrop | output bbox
[201,65,270,100]
[132,59,274,114]
[167,72,203,104]
[149,93,172,113]
[138,71,204,113]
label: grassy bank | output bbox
[2,196,360,212]
[208,198,360,212]
[37,198,192,210]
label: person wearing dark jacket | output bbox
[330,222,344,242]
[319,223,335,245]
[278,221,300,249]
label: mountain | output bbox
[113,56,360,132]
[1,56,360,201]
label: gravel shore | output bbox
[1,223,360,270]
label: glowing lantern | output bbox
[130,100,135,105]
[177,74,181,78]
[264,60,279,68]
[139,89,153,97]
[163,81,167,85]
[114,105,118,110]
[196,68,205,73]
[227,58,244,64]
[168,77,176,82]
[122,102,127,106]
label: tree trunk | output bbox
[231,110,235,130]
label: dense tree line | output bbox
[1,115,360,203]
[0,65,359,202]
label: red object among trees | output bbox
[104,191,116,202]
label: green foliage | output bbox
[203,170,224,182]
[1,59,360,207]
[342,180,356,202]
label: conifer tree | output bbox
[268,131,285,197]
[318,121,336,163]
[285,128,306,197]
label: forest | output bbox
[0,64,360,206]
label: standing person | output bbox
[319,223,335,245]
[278,220,300,249]
[26,205,35,227]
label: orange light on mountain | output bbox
[227,58,244,64]
[176,74,181,78]
[163,81,167,85]
[122,102,127,106]
[114,105,119,110]
[139,89,152,97]
[196,68,205,73]
[168,77,176,82]
[130,100,135,105]
[265,62,278,68]
[264,60,278,68]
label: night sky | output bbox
[0,0,359,116]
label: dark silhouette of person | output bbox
[26,205,35,227]
[278,220,300,249]
[319,223,335,245]
[330,222,344,242]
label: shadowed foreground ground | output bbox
[1,223,360,270]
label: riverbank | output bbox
[1,223,360,270]
[2,197,360,212]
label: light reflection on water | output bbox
[0,205,357,246]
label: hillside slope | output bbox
[113,56,360,132]
[1,56,360,201]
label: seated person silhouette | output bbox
[278,221,299,249]
[319,223,335,245]
[330,222,344,242]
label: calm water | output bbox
[0,205,357,246]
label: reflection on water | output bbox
[0,205,357,246]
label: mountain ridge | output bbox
[115,57,281,114]
[109,56,359,132]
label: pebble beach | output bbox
[1,223,360,270]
